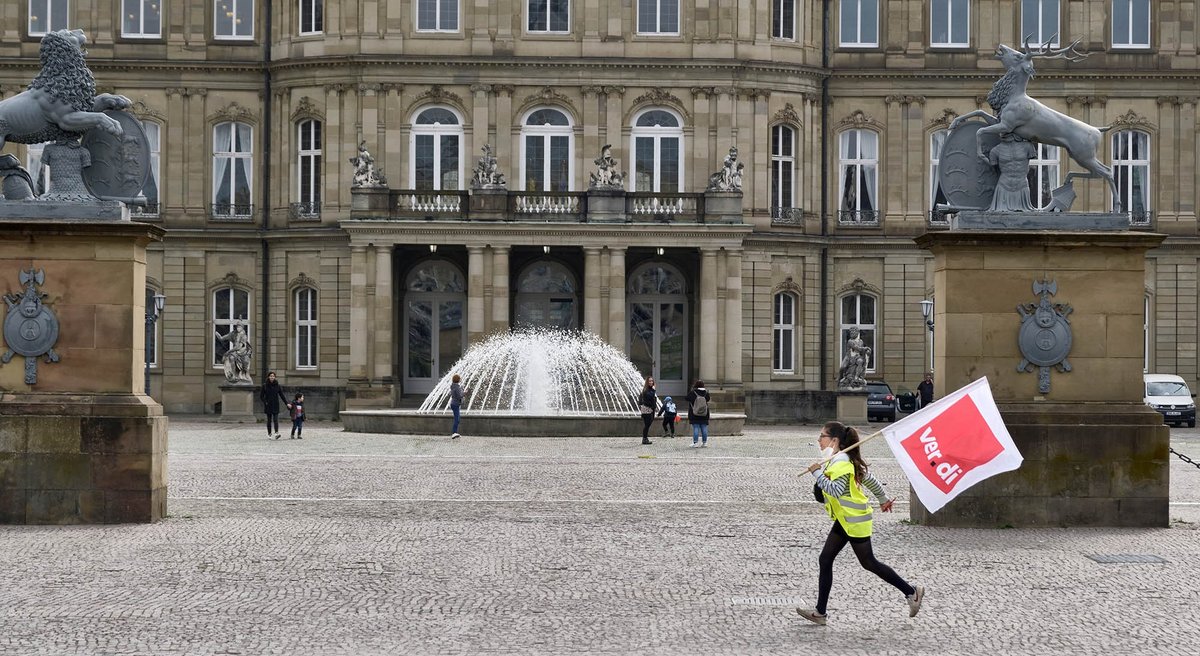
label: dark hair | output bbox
[267,371,276,377]
[693,380,705,389]
[452,374,461,383]
[822,421,868,482]
[294,392,303,400]
[644,376,655,390]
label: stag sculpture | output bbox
[950,38,1120,211]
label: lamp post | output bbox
[145,293,165,396]
[919,299,934,332]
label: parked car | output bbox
[1144,373,1196,428]
[866,381,898,422]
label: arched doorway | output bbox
[514,260,579,329]
[627,262,688,396]
[403,259,466,394]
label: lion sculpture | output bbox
[0,29,130,152]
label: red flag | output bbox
[882,377,1021,513]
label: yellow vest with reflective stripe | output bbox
[821,460,874,538]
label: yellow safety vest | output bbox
[821,460,874,538]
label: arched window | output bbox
[840,293,876,373]
[515,261,578,329]
[1112,130,1150,222]
[212,121,253,217]
[771,124,796,214]
[930,129,948,222]
[520,108,573,192]
[1027,143,1059,210]
[123,0,162,38]
[295,286,318,369]
[838,129,878,224]
[212,287,250,367]
[773,292,797,374]
[29,0,69,36]
[411,107,462,191]
[630,109,684,193]
[296,119,322,216]
[138,120,161,216]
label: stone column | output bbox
[699,248,719,382]
[373,244,393,383]
[723,248,743,384]
[349,245,370,381]
[467,246,486,343]
[607,247,626,350]
[491,245,510,331]
[584,246,603,333]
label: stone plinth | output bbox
[0,220,167,524]
[915,229,1168,527]
[340,410,746,437]
[349,187,390,216]
[469,188,508,221]
[586,188,626,223]
[219,384,257,422]
[703,191,743,224]
[836,390,868,424]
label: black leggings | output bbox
[661,414,675,434]
[816,521,914,615]
[265,413,280,435]
[641,413,654,439]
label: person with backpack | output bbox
[657,395,678,438]
[638,377,658,445]
[259,371,289,440]
[685,380,711,448]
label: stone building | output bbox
[0,0,1195,418]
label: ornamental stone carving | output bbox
[1,268,61,384]
[471,144,507,190]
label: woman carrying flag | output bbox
[796,421,925,625]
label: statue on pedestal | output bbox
[216,322,253,385]
[707,146,744,192]
[837,327,871,390]
[349,141,388,188]
[471,144,507,189]
[588,144,625,189]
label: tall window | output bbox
[1027,143,1059,210]
[139,120,161,215]
[26,143,47,195]
[411,107,462,191]
[295,287,317,369]
[528,0,568,33]
[839,0,878,47]
[838,129,879,223]
[1022,0,1059,47]
[417,0,458,31]
[930,130,948,219]
[214,0,254,39]
[1112,130,1150,219]
[637,0,679,35]
[931,0,968,47]
[630,109,683,193]
[145,287,160,368]
[299,0,323,34]
[122,0,161,38]
[772,0,795,40]
[772,292,797,374]
[770,124,796,212]
[212,121,253,217]
[297,119,322,213]
[521,108,572,192]
[212,287,250,367]
[840,293,876,373]
[1112,0,1150,48]
[29,0,68,35]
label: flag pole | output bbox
[801,427,887,476]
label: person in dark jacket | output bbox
[450,374,468,439]
[289,392,305,439]
[260,371,289,440]
[686,380,711,448]
[639,377,658,445]
[657,395,678,438]
[917,372,934,408]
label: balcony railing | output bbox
[928,209,951,226]
[289,201,321,221]
[210,203,254,221]
[838,209,880,226]
[626,193,704,223]
[770,206,804,225]
[1128,209,1153,227]
[509,191,586,221]
[129,202,160,219]
[390,191,469,219]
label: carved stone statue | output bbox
[707,146,744,192]
[40,138,94,201]
[349,141,387,188]
[216,322,253,385]
[987,132,1038,212]
[471,144,507,189]
[0,154,35,201]
[588,144,625,189]
[837,327,871,390]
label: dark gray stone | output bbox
[952,211,1129,231]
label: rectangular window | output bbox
[297,120,322,214]
[1112,130,1150,219]
[299,0,323,35]
[930,130,948,221]
[417,0,458,31]
[771,124,795,211]
[1027,143,1059,210]
[145,288,160,368]
[26,143,48,195]
[528,0,569,33]
[931,0,969,48]
[839,0,878,47]
[1022,0,1059,47]
[1112,0,1150,48]
[772,293,796,374]
[838,129,879,224]
[637,0,679,35]
[295,287,318,369]
[772,0,795,40]
[137,120,161,216]
[214,0,254,39]
[29,0,68,36]
[212,122,254,217]
[122,0,161,38]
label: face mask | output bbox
[819,446,836,459]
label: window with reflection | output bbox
[773,292,797,374]
[771,124,796,212]
[29,0,68,36]
[212,121,253,217]
[637,0,679,34]
[839,0,877,47]
[123,0,161,38]
[404,261,465,385]
[1112,0,1150,48]
[630,109,683,193]
[295,287,317,369]
[299,0,323,34]
[930,0,968,47]
[417,0,458,31]
[297,119,322,211]
[840,293,876,372]
[146,287,161,367]
[212,287,250,367]
[930,129,948,212]
[411,107,462,191]
[521,108,572,192]
[1027,143,1059,210]
[1112,130,1150,216]
[214,0,253,39]
[1022,0,1059,47]
[528,0,568,33]
[515,261,578,330]
[839,129,878,221]
[772,0,795,40]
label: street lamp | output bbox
[919,299,934,332]
[145,293,165,396]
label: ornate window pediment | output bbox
[626,88,690,123]
[290,96,324,123]
[207,101,257,126]
[289,272,319,292]
[772,103,802,127]
[836,110,883,131]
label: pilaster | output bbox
[607,247,627,350]
[491,245,510,331]
[467,246,486,343]
[723,248,743,384]
[373,244,393,383]
[700,247,719,382]
[349,245,369,381]
[583,246,603,333]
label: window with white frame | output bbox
[1022,0,1059,47]
[139,120,161,215]
[840,293,876,372]
[29,0,68,36]
[931,0,969,47]
[1112,0,1150,48]
[521,108,572,192]
[772,0,795,40]
[26,143,48,195]
[417,0,458,31]
[212,121,253,217]
[122,0,160,38]
[145,287,160,368]
[772,292,797,374]
[630,109,684,193]
[839,0,878,47]
[1027,143,1059,210]
[838,129,879,222]
[930,130,948,217]
[411,107,462,190]
[299,0,323,34]
[528,0,568,33]
[212,287,250,367]
[297,119,322,213]
[295,286,318,369]
[1112,130,1150,217]
[637,0,679,35]
[214,0,253,39]
[771,124,796,212]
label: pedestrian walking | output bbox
[917,372,934,409]
[638,377,657,445]
[450,374,468,439]
[685,380,711,447]
[288,392,305,439]
[658,395,677,438]
[260,371,289,440]
[796,421,924,626]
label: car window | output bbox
[866,383,891,394]
[1146,382,1190,396]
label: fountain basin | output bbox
[340,410,746,437]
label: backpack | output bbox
[692,392,708,417]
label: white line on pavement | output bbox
[167,495,1200,506]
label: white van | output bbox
[1144,373,1196,427]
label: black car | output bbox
[866,381,898,422]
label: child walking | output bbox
[658,395,678,438]
[289,392,305,439]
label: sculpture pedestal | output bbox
[915,229,1168,527]
[219,384,257,423]
[469,188,507,221]
[836,390,868,424]
[585,188,625,223]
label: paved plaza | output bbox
[3,419,1199,655]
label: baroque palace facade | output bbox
[1,0,1197,417]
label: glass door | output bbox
[404,296,465,394]
[627,301,688,396]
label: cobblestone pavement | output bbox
[3,420,1200,655]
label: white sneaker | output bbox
[907,586,925,617]
[451,433,460,439]
[701,442,708,448]
[690,442,698,448]
[796,608,827,625]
